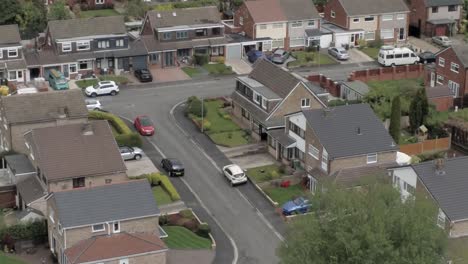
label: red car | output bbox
[134,115,155,136]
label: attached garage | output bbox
[131,56,147,70]
[225,44,242,60]
[334,34,350,48]
[320,33,333,48]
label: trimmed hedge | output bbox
[88,111,142,147]
[137,173,181,202]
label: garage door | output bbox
[320,34,333,48]
[226,44,242,60]
[131,56,147,70]
[335,35,350,48]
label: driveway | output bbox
[225,59,252,74]
[125,156,159,177]
[408,36,440,53]
[150,67,191,83]
[342,48,375,64]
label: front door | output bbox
[398,28,405,41]
[62,65,69,78]
[164,51,175,67]
[430,72,435,87]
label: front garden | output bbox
[182,55,233,78]
[287,51,336,68]
[135,173,181,205]
[88,111,142,147]
[0,253,25,264]
[358,39,382,60]
[75,75,129,89]
[187,97,251,147]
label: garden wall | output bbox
[399,137,451,156]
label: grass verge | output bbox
[162,226,212,249]
[208,131,250,147]
[287,51,336,68]
[203,63,233,75]
[263,184,305,206]
[152,186,173,206]
[359,47,380,60]
[246,164,283,183]
[182,67,203,78]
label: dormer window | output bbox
[62,42,71,52]
[8,48,18,58]
[98,40,110,49]
[116,39,124,47]
[301,98,310,108]
[253,92,262,105]
[195,29,207,37]
[212,27,221,35]
[163,32,171,40]
[77,41,90,51]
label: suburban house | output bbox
[280,104,398,189]
[0,89,88,154]
[231,58,328,150]
[390,157,468,237]
[0,24,27,83]
[25,16,148,81]
[339,80,369,101]
[426,45,468,107]
[408,0,463,37]
[227,0,321,53]
[426,85,454,111]
[67,0,114,9]
[47,180,167,264]
[141,7,227,68]
[323,0,410,47]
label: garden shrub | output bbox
[183,219,199,232]
[270,170,279,179]
[115,133,142,147]
[136,173,180,201]
[367,39,383,48]
[357,39,367,48]
[159,214,168,226]
[193,53,209,65]
[179,209,195,219]
[0,220,47,245]
[167,214,182,226]
[88,111,132,134]
[202,120,211,132]
[187,97,207,118]
[417,150,446,162]
[223,114,231,120]
[196,223,211,238]
[215,57,225,64]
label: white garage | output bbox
[321,23,365,48]
[225,43,242,60]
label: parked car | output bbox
[432,36,452,47]
[84,81,119,97]
[134,69,153,82]
[282,197,311,216]
[328,47,349,60]
[418,51,436,64]
[377,47,419,66]
[134,115,155,136]
[119,146,143,160]
[161,158,185,177]
[85,99,102,111]
[247,50,263,63]
[270,49,290,64]
[222,164,247,186]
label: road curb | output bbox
[190,208,217,250]
[246,176,279,207]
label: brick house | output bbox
[408,0,463,37]
[47,180,167,264]
[67,0,114,9]
[389,157,468,237]
[281,104,398,189]
[323,0,410,45]
[25,16,148,81]
[141,7,227,68]
[0,24,27,83]
[0,89,88,154]
[426,85,454,111]
[228,0,321,51]
[231,59,327,148]
[425,45,468,107]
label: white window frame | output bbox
[382,14,393,21]
[0,49,3,59]
[253,92,261,105]
[92,223,105,232]
[61,42,71,52]
[273,23,283,29]
[96,0,104,4]
[116,39,124,47]
[239,16,244,26]
[119,259,129,264]
[364,31,375,40]
[69,63,77,73]
[396,14,405,20]
[49,208,55,223]
[271,38,284,48]
[58,223,63,235]
[291,21,302,28]
[261,98,267,110]
[7,48,18,58]
[439,57,445,67]
[352,18,360,23]
[77,41,90,51]
[436,74,444,85]
[98,40,110,49]
[307,20,315,27]
[380,29,394,39]
[112,221,120,233]
[366,153,377,164]
[301,98,310,108]
[448,80,460,98]
[451,62,459,73]
[331,10,335,18]
[364,16,375,22]
[308,144,319,159]
[437,209,445,228]
[290,37,305,47]
[8,70,17,81]
[259,24,267,30]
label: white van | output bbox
[377,46,419,66]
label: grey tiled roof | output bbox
[412,157,468,221]
[450,45,468,68]
[426,85,453,98]
[0,25,21,46]
[16,174,46,205]
[338,0,409,16]
[425,0,463,6]
[237,76,281,100]
[341,81,370,95]
[26,120,126,182]
[231,91,269,123]
[267,129,295,147]
[147,7,221,28]
[4,154,35,175]
[302,104,398,159]
[278,0,321,20]
[0,89,88,124]
[48,16,126,40]
[52,180,160,228]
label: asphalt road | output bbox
[100,78,283,264]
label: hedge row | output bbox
[0,220,47,248]
[137,173,181,201]
[89,111,142,147]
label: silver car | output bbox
[85,99,102,111]
[119,146,143,161]
[270,49,290,64]
[432,36,452,47]
[328,47,349,60]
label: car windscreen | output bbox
[293,197,304,205]
[233,172,245,178]
[140,118,153,126]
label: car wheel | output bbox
[230,180,234,187]
[91,93,97,98]
[94,108,100,111]
[391,63,395,67]
[110,90,117,96]
[134,154,142,160]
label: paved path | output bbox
[225,59,253,74]
[168,249,215,264]
[159,200,188,215]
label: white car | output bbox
[85,99,102,111]
[222,164,248,186]
[84,81,119,97]
[432,36,452,47]
[119,146,144,161]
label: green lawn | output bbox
[79,9,120,18]
[182,67,203,77]
[203,100,242,133]
[264,184,305,206]
[76,75,129,89]
[287,51,336,68]
[75,79,98,89]
[448,237,468,263]
[0,211,4,229]
[208,131,250,147]
[247,164,283,183]
[152,186,173,206]
[359,47,380,59]
[203,63,233,75]
[162,226,212,249]
[0,253,26,264]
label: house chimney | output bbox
[172,12,177,16]
[434,158,446,175]
[57,107,68,119]
[322,108,331,117]
[81,123,94,136]
[157,13,161,18]
[356,126,362,135]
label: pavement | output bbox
[168,249,215,264]
[225,59,253,74]
[125,156,159,177]
[103,78,285,264]
[159,200,188,215]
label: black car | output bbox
[134,69,153,82]
[418,52,436,64]
[161,158,185,177]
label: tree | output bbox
[409,88,429,133]
[48,0,71,21]
[0,0,22,25]
[126,0,147,19]
[419,87,429,124]
[15,0,47,39]
[277,182,447,264]
[389,96,401,143]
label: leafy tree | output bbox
[277,182,447,264]
[48,0,71,21]
[0,0,22,25]
[420,87,429,124]
[126,0,148,19]
[409,88,429,133]
[389,96,401,143]
[16,0,47,39]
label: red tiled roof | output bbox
[65,233,167,264]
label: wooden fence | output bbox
[399,137,451,156]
